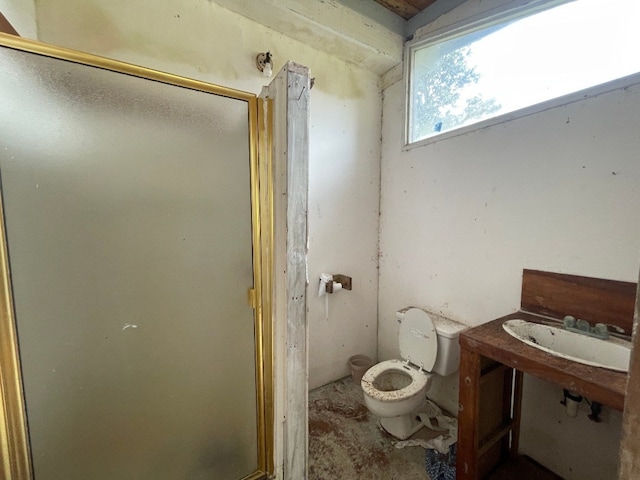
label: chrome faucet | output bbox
[602,324,626,334]
[563,316,620,340]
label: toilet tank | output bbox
[430,313,468,376]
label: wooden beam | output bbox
[212,0,403,75]
[283,62,310,480]
[372,0,437,20]
[262,62,311,480]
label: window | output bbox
[406,0,640,145]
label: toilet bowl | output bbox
[361,307,467,440]
[362,359,432,439]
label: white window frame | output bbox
[403,0,640,149]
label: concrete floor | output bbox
[309,376,441,480]
[308,376,564,480]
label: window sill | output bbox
[403,71,640,151]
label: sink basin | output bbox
[502,319,632,372]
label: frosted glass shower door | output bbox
[0,45,262,479]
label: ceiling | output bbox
[372,0,439,20]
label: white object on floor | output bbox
[391,399,457,454]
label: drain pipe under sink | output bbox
[561,389,583,417]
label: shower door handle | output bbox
[247,287,257,309]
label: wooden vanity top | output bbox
[459,311,628,411]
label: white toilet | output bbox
[361,307,467,440]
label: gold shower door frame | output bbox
[0,33,273,480]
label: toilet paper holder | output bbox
[326,274,352,293]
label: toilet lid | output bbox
[399,308,437,371]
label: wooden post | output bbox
[283,63,310,480]
[619,274,640,479]
[263,62,311,480]
[510,370,524,457]
[458,346,482,480]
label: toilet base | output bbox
[380,411,425,440]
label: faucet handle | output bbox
[575,319,591,332]
[593,323,609,339]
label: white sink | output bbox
[502,319,632,372]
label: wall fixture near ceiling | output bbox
[256,52,273,77]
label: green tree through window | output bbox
[412,47,501,140]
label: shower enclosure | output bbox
[0,34,274,480]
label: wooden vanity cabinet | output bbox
[457,270,636,480]
[456,315,628,479]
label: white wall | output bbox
[379,3,640,478]
[307,92,381,388]
[520,375,624,480]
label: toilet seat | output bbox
[361,359,431,402]
[399,308,438,372]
